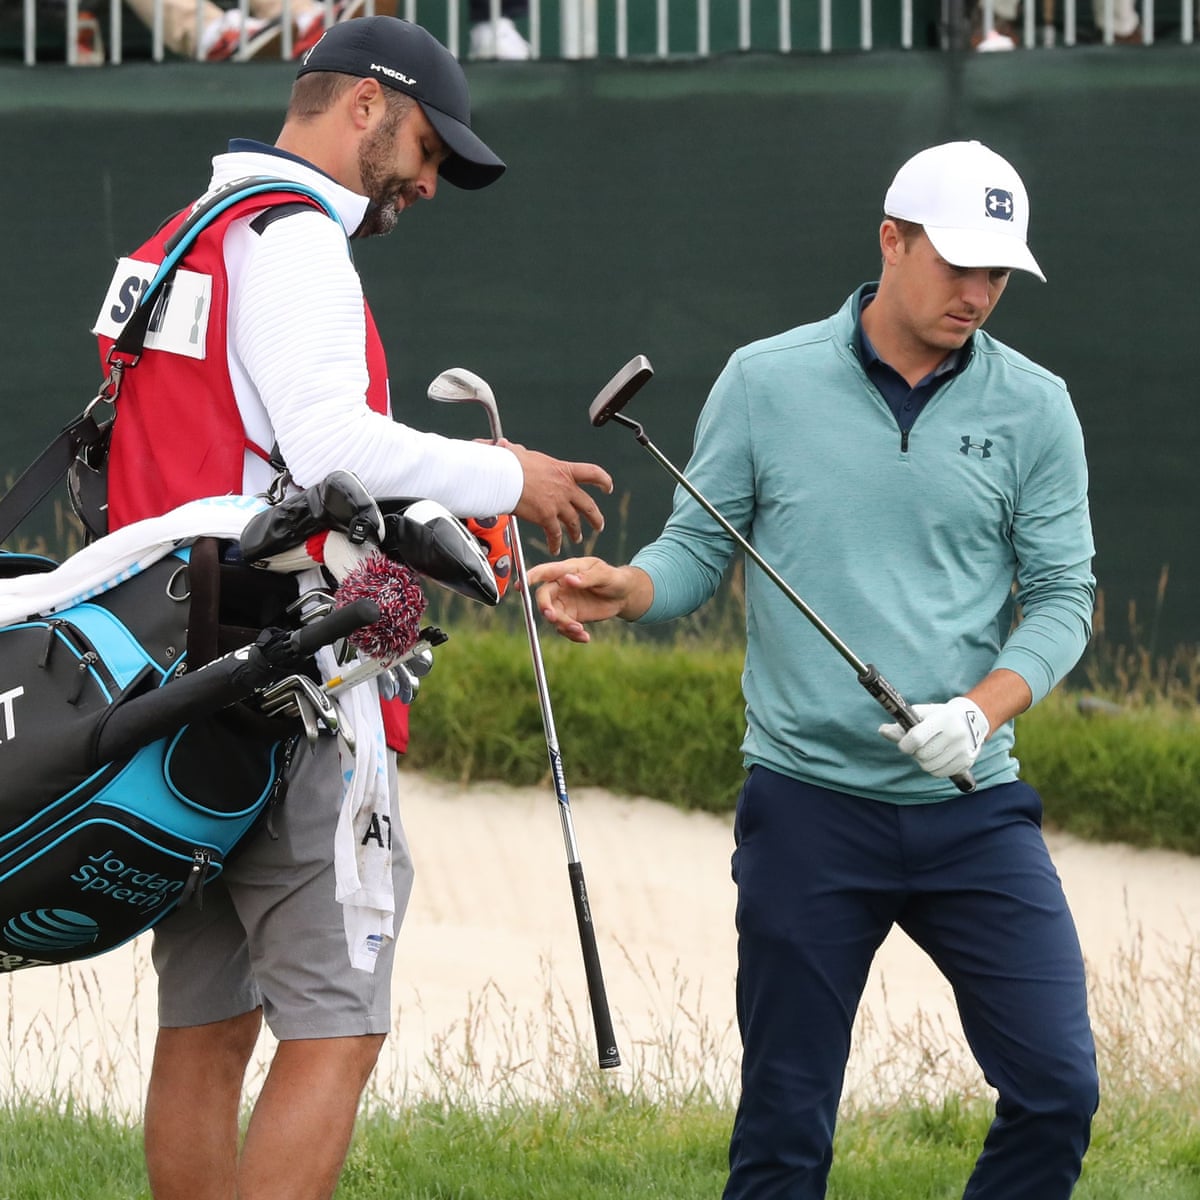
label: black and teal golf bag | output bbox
[0,541,369,972]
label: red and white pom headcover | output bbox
[334,552,426,662]
[323,531,427,663]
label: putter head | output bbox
[589,355,654,427]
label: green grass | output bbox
[339,1098,730,1199]
[406,617,747,813]
[0,1100,146,1200]
[829,1095,1200,1199]
[343,1090,1200,1198]
[1016,689,1200,853]
[2,1089,1198,1199]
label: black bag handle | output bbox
[0,178,342,547]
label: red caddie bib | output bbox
[94,191,409,750]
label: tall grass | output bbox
[1078,573,1200,707]
[4,928,1200,1197]
[306,920,1200,1195]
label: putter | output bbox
[589,355,977,795]
[428,367,622,1070]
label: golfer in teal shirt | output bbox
[529,140,1098,1200]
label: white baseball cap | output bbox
[883,140,1045,282]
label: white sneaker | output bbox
[291,0,366,60]
[975,28,1016,51]
[469,15,532,60]
[235,13,283,60]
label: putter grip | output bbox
[858,664,977,794]
[289,599,380,657]
[895,705,977,795]
[568,861,621,1069]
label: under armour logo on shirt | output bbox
[985,188,1014,221]
[961,436,993,458]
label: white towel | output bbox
[318,642,393,971]
[309,533,397,973]
[0,494,268,624]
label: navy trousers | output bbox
[724,767,1098,1200]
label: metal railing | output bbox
[18,0,1198,67]
[975,0,1194,44]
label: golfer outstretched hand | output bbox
[504,442,613,556]
[527,556,654,643]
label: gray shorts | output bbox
[151,736,414,1039]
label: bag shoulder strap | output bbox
[0,407,112,547]
[112,176,342,362]
[0,178,342,547]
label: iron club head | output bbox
[588,355,654,427]
[405,643,435,678]
[427,368,502,439]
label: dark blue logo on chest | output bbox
[961,436,993,458]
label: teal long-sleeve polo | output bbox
[631,286,1096,804]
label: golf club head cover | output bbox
[377,498,500,607]
[239,470,385,568]
[333,553,427,663]
[464,515,514,599]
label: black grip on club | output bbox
[568,861,621,1069]
[857,664,976,794]
[94,652,273,764]
[94,600,381,764]
[289,599,380,658]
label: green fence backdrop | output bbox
[0,47,1196,650]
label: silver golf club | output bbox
[428,366,621,1071]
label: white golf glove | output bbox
[878,696,989,779]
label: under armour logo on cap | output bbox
[985,188,1014,221]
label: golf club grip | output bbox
[289,599,380,658]
[857,664,977,794]
[568,860,622,1069]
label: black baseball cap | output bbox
[296,16,506,191]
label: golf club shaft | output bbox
[610,412,976,795]
[322,635,436,697]
[482,414,621,1070]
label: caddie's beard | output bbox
[354,120,418,239]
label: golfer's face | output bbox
[896,228,1011,352]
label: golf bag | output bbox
[0,475,499,973]
[0,531,324,972]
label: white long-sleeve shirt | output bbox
[212,142,523,516]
